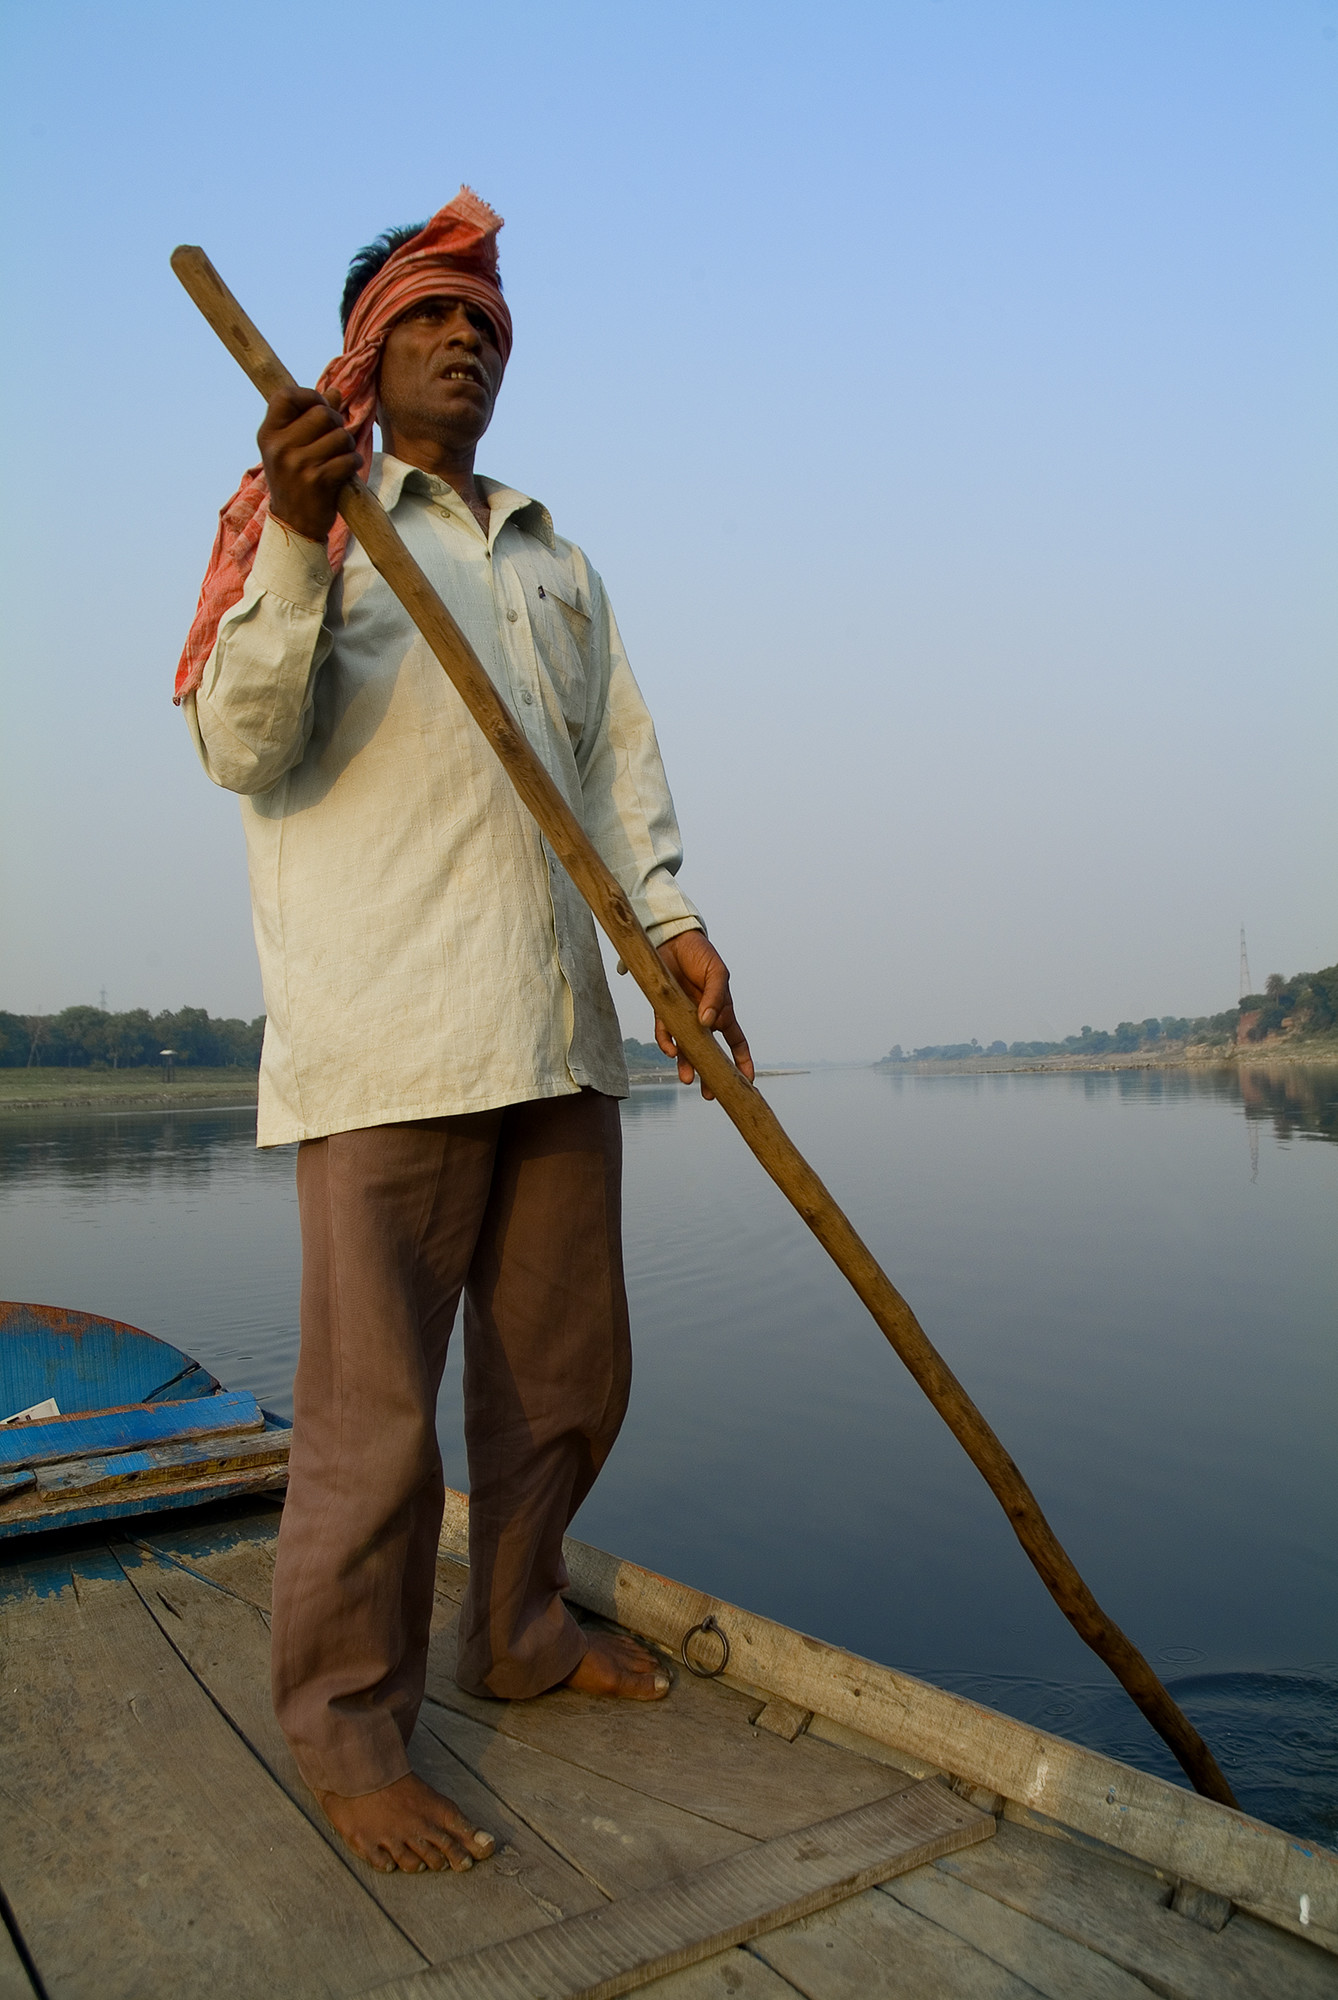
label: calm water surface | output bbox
[2,1064,1334,1840]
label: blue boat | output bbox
[0,1299,291,1539]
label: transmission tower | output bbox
[1239,925,1253,1002]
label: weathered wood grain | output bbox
[0,1548,424,1999]
[424,1603,911,1842]
[638,1949,801,1997]
[0,1463,287,1540]
[136,1504,281,1610]
[753,1884,1044,1998]
[940,1820,1338,2000]
[360,1783,994,2000]
[37,1426,289,1496]
[438,1493,1338,1941]
[0,1917,38,2000]
[115,1543,608,1960]
[753,1700,811,1744]
[417,1699,753,1897]
[884,1862,1155,1998]
[0,1389,261,1471]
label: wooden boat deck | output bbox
[1,1494,1334,1999]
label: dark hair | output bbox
[340,224,426,332]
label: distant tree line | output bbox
[0,1007,265,1070]
[1238,964,1338,1042]
[882,961,1338,1064]
[623,1036,672,1067]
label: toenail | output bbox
[654,1671,670,1692]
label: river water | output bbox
[1,1063,1334,1841]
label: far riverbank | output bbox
[875,1042,1338,1077]
[0,1063,807,1117]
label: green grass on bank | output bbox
[0,1067,259,1111]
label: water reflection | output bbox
[0,1108,283,1189]
[874,1058,1338,1138]
[1238,1064,1338,1145]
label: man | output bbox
[179,190,752,1877]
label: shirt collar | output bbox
[371,453,555,550]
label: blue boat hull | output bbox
[0,1302,289,1538]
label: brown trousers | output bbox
[270,1091,630,1797]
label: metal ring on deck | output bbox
[681,1613,730,1679]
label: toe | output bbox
[384,1838,426,1873]
[435,1799,494,1858]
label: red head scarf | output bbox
[174,187,512,703]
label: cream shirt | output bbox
[186,455,700,1145]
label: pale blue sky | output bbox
[2,0,1333,1057]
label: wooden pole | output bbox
[171,245,1238,1810]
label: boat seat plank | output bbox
[417,1698,755,1897]
[940,1821,1338,2000]
[37,1426,289,1497]
[0,1389,261,1471]
[638,1946,804,1995]
[423,1606,917,1842]
[883,1863,1157,1998]
[0,1548,424,2000]
[359,1784,994,2000]
[0,1464,288,1541]
[752,1885,1045,1998]
[115,1544,608,1961]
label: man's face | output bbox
[377,296,504,453]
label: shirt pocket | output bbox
[528,566,592,745]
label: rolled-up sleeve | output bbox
[576,576,703,947]
[185,518,334,795]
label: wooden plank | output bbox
[115,1543,608,1963]
[37,1426,289,1496]
[0,1471,35,1501]
[136,1504,282,1610]
[884,1862,1156,1998]
[437,1490,1338,1940]
[637,1948,801,1996]
[1171,1881,1233,1932]
[0,1547,424,1999]
[754,1700,811,1743]
[0,1389,261,1470]
[753,1884,1043,1998]
[0,1915,38,2000]
[806,1710,947,1781]
[424,1604,913,1842]
[360,1783,994,2000]
[417,1699,754,1897]
[0,1460,287,1540]
[939,1820,1338,2000]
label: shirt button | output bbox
[521,689,534,705]
[506,609,518,623]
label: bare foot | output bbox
[315,1771,495,1875]
[563,1628,670,1701]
